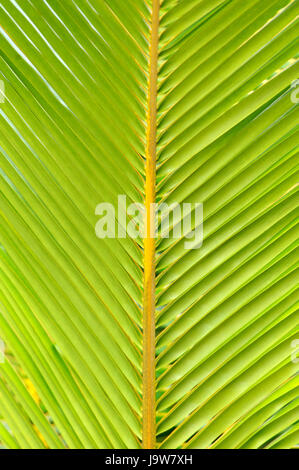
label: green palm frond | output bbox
[0,0,298,449]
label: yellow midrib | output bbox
[142,0,160,450]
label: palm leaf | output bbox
[0,0,298,449]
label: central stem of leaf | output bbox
[142,0,160,450]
